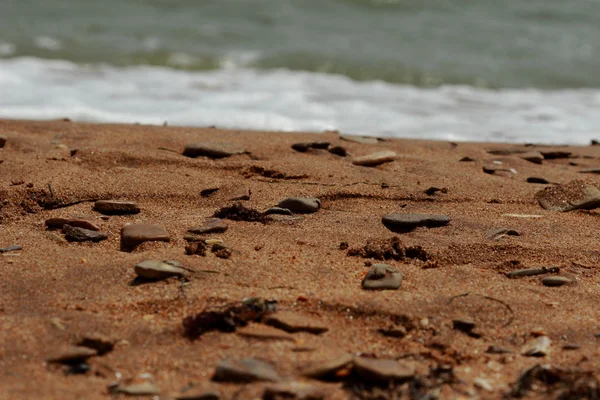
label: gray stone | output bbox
[263,382,325,400]
[62,224,108,242]
[45,217,101,231]
[212,359,281,382]
[352,150,397,167]
[542,275,572,287]
[48,346,97,364]
[264,207,293,216]
[340,135,379,145]
[536,179,600,212]
[188,218,228,234]
[506,266,559,278]
[486,228,520,240]
[362,264,403,290]
[134,260,188,280]
[121,223,170,249]
[183,142,245,158]
[352,357,415,382]
[522,336,551,357]
[382,213,451,232]
[276,197,321,214]
[301,354,353,379]
[264,312,329,334]
[94,200,140,215]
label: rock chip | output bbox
[301,354,353,379]
[48,346,97,364]
[276,197,321,214]
[382,213,451,232]
[93,200,140,215]
[45,217,101,231]
[134,260,188,280]
[536,179,600,211]
[236,323,295,341]
[188,218,228,234]
[506,266,559,278]
[264,312,329,334]
[121,223,170,249]
[522,336,551,357]
[183,142,245,158]
[527,177,551,184]
[352,357,415,382]
[212,359,281,383]
[340,135,379,145]
[542,275,572,287]
[362,264,403,290]
[352,150,397,166]
[77,332,115,355]
[62,224,108,242]
[263,382,325,400]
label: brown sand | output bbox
[1,119,600,399]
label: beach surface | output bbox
[1,119,600,399]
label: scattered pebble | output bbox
[424,187,447,195]
[328,146,347,157]
[276,197,321,214]
[183,142,245,158]
[47,346,97,364]
[352,357,415,382]
[486,345,513,354]
[212,359,281,382]
[63,224,108,242]
[236,323,295,341]
[352,150,397,167]
[45,217,101,231]
[522,336,551,357]
[362,263,403,290]
[291,142,330,152]
[382,213,451,232]
[188,218,228,234]
[263,382,325,400]
[50,317,66,331]
[340,135,378,144]
[211,243,232,259]
[486,228,520,240]
[120,223,170,250]
[264,311,329,334]
[536,179,600,212]
[134,260,189,280]
[93,200,140,215]
[301,354,353,379]
[542,275,572,287]
[562,343,581,350]
[46,144,71,160]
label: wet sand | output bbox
[1,119,600,399]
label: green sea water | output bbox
[2,0,600,89]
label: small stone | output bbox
[542,275,572,287]
[301,354,353,379]
[212,359,281,383]
[527,177,551,184]
[424,187,447,196]
[340,135,378,144]
[474,377,493,392]
[291,143,312,152]
[459,156,475,162]
[352,150,397,167]
[264,312,329,334]
[519,151,544,164]
[276,197,321,214]
[382,213,451,232]
[236,323,295,341]
[263,382,325,400]
[121,223,170,250]
[310,141,330,149]
[522,335,551,357]
[188,218,228,234]
[483,165,517,177]
[212,244,232,259]
[502,213,543,219]
[328,146,347,157]
[62,225,108,242]
[134,260,188,280]
[263,207,293,216]
[0,135,6,148]
[562,343,581,350]
[183,142,245,158]
[93,200,140,215]
[362,264,403,290]
[486,228,520,240]
[45,217,101,231]
[453,318,477,334]
[77,333,115,355]
[536,179,600,212]
[50,317,66,331]
[114,381,161,396]
[48,346,97,364]
[352,357,415,382]
[45,232,67,244]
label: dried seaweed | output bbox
[212,203,266,223]
[347,237,431,262]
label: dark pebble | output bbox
[527,177,551,184]
[382,213,451,233]
[93,200,140,215]
[63,225,108,242]
[183,142,245,159]
[328,146,347,157]
[276,197,321,214]
[120,223,170,250]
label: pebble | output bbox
[562,343,581,350]
[134,260,189,280]
[452,318,477,334]
[352,150,397,167]
[519,151,544,164]
[541,150,571,159]
[276,197,321,214]
[183,142,245,158]
[536,179,600,212]
[362,264,403,290]
[45,217,101,231]
[459,156,475,162]
[506,266,559,278]
[301,353,353,379]
[579,168,600,174]
[114,381,161,396]
[263,207,293,216]
[263,382,325,400]
[0,135,6,148]
[328,146,347,157]
[176,388,221,400]
[382,213,451,232]
[527,177,551,184]
[47,346,97,364]
[62,224,108,242]
[264,311,329,334]
[352,357,415,382]
[188,218,228,234]
[502,213,543,219]
[542,275,572,287]
[340,135,379,144]
[93,200,140,215]
[212,359,281,382]
[486,228,520,240]
[121,223,170,249]
[236,324,295,341]
[522,335,551,357]
[483,165,517,177]
[77,332,115,355]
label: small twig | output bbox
[447,292,515,327]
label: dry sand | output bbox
[1,119,600,399]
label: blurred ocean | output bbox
[1,0,600,143]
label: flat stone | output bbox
[541,151,571,159]
[362,264,403,290]
[522,336,551,357]
[77,332,115,355]
[45,217,101,231]
[382,213,451,232]
[62,225,108,242]
[94,200,140,215]
[48,346,97,364]
[542,275,572,287]
[328,146,347,157]
[0,135,6,148]
[459,156,475,162]
[486,228,520,240]
[506,266,559,278]
[115,381,161,396]
[183,142,245,158]
[536,179,600,211]
[263,382,326,400]
[301,354,353,379]
[352,357,415,382]
[263,207,293,216]
[264,311,329,334]
[276,197,321,214]
[121,223,170,249]
[340,135,379,145]
[519,151,544,164]
[212,359,281,383]
[134,260,189,280]
[352,150,397,166]
[483,165,517,177]
[236,323,296,341]
[188,218,228,234]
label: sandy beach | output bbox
[1,118,600,399]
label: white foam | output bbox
[1,56,600,144]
